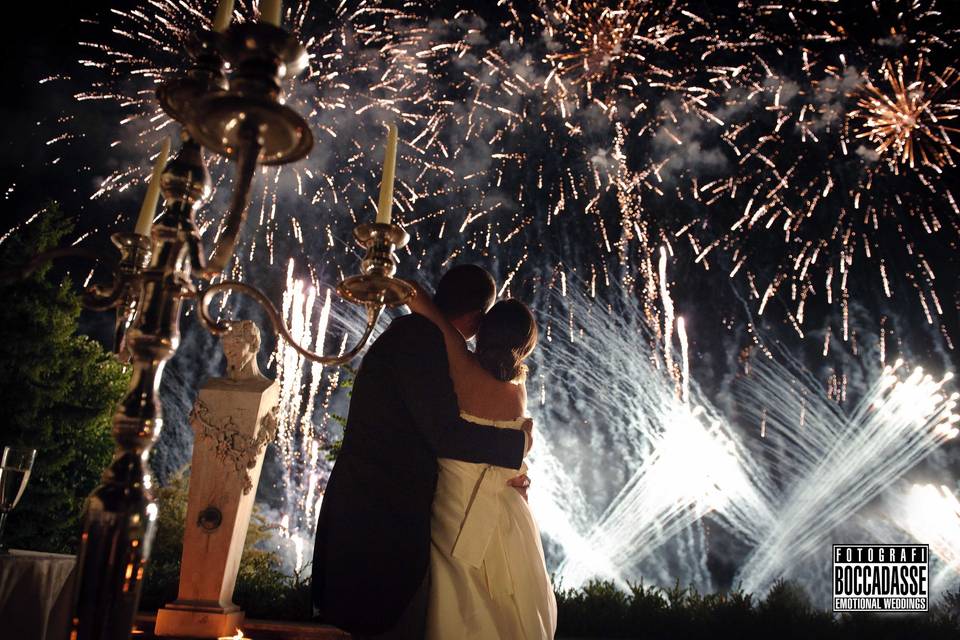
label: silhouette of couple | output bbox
[312,264,556,639]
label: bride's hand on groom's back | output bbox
[507,473,531,502]
[400,278,435,318]
[507,419,534,501]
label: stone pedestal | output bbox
[156,321,279,638]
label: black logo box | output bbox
[833,544,929,564]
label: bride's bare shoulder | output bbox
[461,366,524,419]
[502,378,527,419]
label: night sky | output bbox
[3,1,957,368]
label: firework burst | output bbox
[538,0,685,107]
[672,0,960,341]
[22,0,960,349]
[851,57,960,172]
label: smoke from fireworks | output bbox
[28,0,956,347]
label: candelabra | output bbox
[56,13,415,640]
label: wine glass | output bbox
[0,446,37,553]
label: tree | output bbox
[0,204,129,552]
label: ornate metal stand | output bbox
[66,127,213,640]
[58,14,415,640]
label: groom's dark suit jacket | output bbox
[311,312,526,634]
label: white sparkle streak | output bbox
[658,246,674,376]
[677,316,690,404]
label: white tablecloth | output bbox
[0,549,76,640]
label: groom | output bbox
[311,264,532,639]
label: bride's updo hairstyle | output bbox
[475,299,538,382]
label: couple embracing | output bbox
[311,265,557,639]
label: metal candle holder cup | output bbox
[338,223,416,308]
[188,22,312,165]
[98,231,153,358]
[171,22,314,279]
[155,30,227,126]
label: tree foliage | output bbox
[0,204,129,552]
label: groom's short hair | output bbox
[434,264,496,318]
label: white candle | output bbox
[260,0,282,26]
[212,0,234,33]
[376,124,398,225]
[134,137,171,236]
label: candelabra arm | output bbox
[82,282,130,312]
[200,122,263,279]
[0,235,151,322]
[197,281,383,365]
[1,246,105,285]
[88,233,154,316]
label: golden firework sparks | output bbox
[852,57,960,172]
[541,0,682,101]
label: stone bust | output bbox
[221,320,266,382]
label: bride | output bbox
[405,281,557,640]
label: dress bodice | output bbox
[455,411,528,476]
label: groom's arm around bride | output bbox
[311,265,531,639]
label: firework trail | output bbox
[257,258,388,570]
[524,261,777,590]
[269,261,331,571]
[554,400,773,589]
[736,358,958,595]
[529,279,956,598]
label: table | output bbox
[0,549,76,640]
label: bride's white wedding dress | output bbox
[426,411,557,640]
